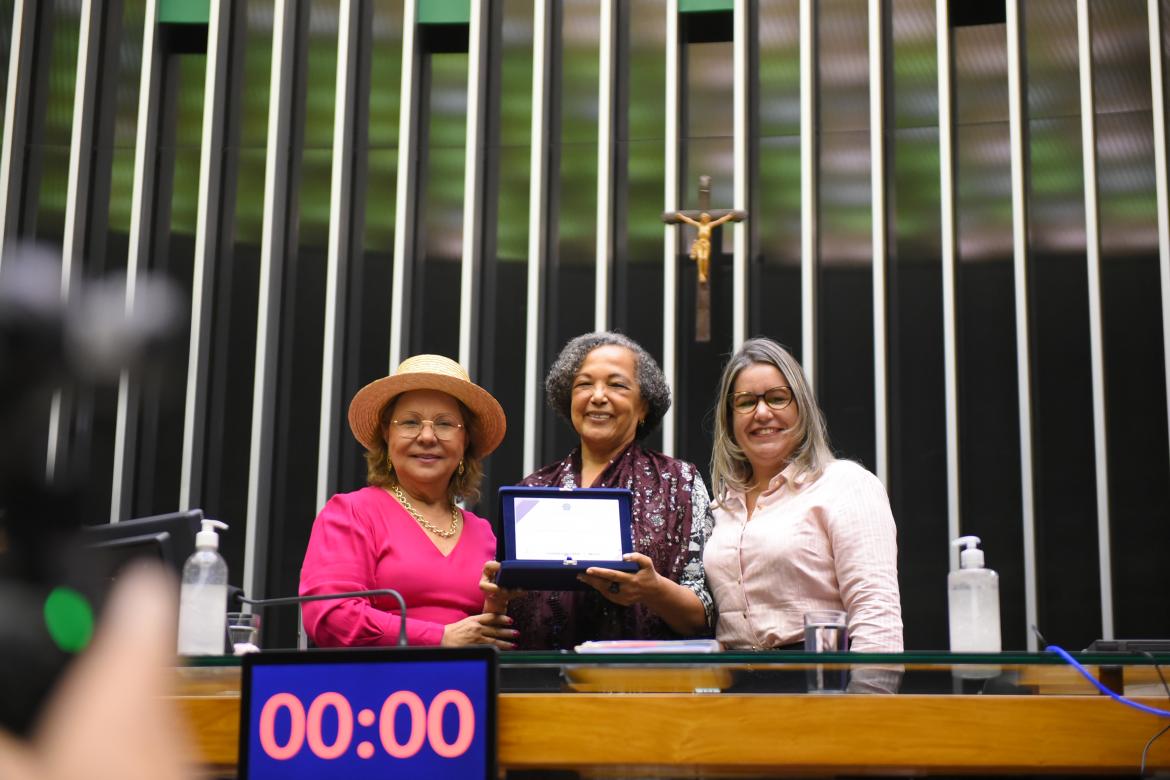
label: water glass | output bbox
[226,611,261,655]
[804,609,848,693]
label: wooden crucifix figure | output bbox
[662,175,747,342]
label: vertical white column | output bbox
[1006,0,1039,650]
[179,0,232,513]
[662,0,679,456]
[732,0,748,347]
[1076,0,1114,640]
[60,0,98,332]
[459,0,486,369]
[799,0,817,389]
[389,0,418,370]
[316,0,359,510]
[47,0,100,482]
[869,0,888,487]
[936,0,961,556]
[244,0,295,601]
[594,0,614,332]
[112,0,160,520]
[522,0,549,476]
[1150,0,1170,468]
[0,0,32,266]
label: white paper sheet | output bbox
[512,496,624,561]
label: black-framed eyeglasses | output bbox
[730,386,794,414]
[390,417,465,441]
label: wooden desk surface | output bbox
[174,667,1170,776]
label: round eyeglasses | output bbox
[390,418,465,441]
[730,386,794,414]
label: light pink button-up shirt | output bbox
[705,459,904,652]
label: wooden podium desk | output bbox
[176,651,1170,777]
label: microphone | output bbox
[239,589,409,648]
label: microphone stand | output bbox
[238,589,409,648]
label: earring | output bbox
[458,459,465,476]
[386,455,394,473]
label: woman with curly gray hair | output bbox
[483,332,715,649]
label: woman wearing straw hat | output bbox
[299,355,518,648]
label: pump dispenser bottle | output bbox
[948,535,1001,653]
[177,519,229,655]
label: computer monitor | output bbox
[1086,639,1170,653]
[81,509,205,580]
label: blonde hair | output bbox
[364,395,485,505]
[709,338,834,502]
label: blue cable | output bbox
[1045,644,1170,718]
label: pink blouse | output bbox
[299,486,497,647]
[704,459,903,652]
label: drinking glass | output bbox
[804,609,848,693]
[226,611,261,655]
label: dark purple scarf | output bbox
[508,442,714,650]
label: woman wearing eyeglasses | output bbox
[704,338,903,653]
[299,355,518,648]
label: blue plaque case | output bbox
[496,486,639,590]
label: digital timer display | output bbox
[238,648,496,780]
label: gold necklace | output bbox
[390,483,461,539]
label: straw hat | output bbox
[347,355,506,457]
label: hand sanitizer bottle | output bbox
[177,519,229,656]
[948,535,1001,652]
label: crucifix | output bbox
[662,176,747,342]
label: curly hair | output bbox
[544,331,671,437]
[364,395,485,505]
[709,337,834,503]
